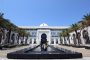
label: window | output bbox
[51,32,59,37]
[32,32,36,37]
[30,32,36,37]
[52,32,55,35]
[51,32,55,37]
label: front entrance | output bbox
[41,33,47,51]
[37,30,51,45]
[41,33,47,44]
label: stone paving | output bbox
[55,45,90,57]
[0,45,90,60]
[0,44,35,58]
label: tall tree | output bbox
[60,29,67,45]
[83,13,90,26]
[82,13,90,44]
[71,23,80,46]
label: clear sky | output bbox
[0,0,90,26]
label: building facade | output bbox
[19,23,69,45]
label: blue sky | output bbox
[0,0,90,26]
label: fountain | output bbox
[7,45,82,59]
[7,33,82,59]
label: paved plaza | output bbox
[0,45,30,58]
[0,45,90,60]
[55,45,90,57]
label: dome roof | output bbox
[40,23,48,27]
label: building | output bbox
[19,23,69,45]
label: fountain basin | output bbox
[7,45,82,59]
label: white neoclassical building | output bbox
[19,23,69,45]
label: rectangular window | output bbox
[32,32,36,37]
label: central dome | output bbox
[40,23,48,27]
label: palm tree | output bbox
[60,32,64,45]
[15,28,20,45]
[0,13,19,46]
[82,13,90,44]
[71,23,80,46]
[60,29,67,45]
[25,33,30,45]
[83,13,90,26]
[6,22,15,45]
[18,29,27,45]
[78,20,86,29]
[0,13,7,28]
[0,13,8,45]
[65,29,71,45]
[0,12,29,47]
[77,20,87,44]
[4,21,18,45]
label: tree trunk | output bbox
[8,29,11,44]
[17,35,20,45]
[25,36,28,44]
[75,30,78,45]
[0,32,2,44]
[60,37,63,45]
[64,37,66,45]
[22,35,24,45]
[68,35,70,45]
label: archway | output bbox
[41,33,47,39]
[41,33,47,51]
[82,30,90,44]
[41,33,47,44]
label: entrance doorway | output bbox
[41,33,47,39]
[41,33,47,43]
[41,33,47,51]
